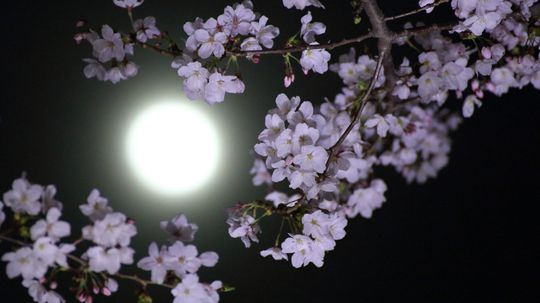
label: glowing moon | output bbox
[126,101,220,195]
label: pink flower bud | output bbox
[76,20,87,28]
[481,47,492,59]
[50,281,58,290]
[93,287,100,295]
[471,80,480,91]
[86,296,93,303]
[284,74,295,88]
[78,294,86,302]
[102,287,112,297]
[74,33,85,45]
[475,90,484,98]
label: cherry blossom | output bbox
[282,0,325,10]
[3,177,43,216]
[113,0,144,9]
[160,213,199,242]
[30,208,71,241]
[133,16,160,43]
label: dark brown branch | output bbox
[385,0,450,21]
[323,50,386,173]
[136,41,182,57]
[227,33,375,57]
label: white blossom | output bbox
[160,213,199,242]
[137,242,173,284]
[194,29,227,59]
[30,208,71,241]
[133,16,160,43]
[3,178,43,216]
[300,46,331,74]
[92,25,125,63]
[113,0,144,9]
[79,189,113,221]
[260,247,288,260]
[171,274,207,303]
[282,0,325,10]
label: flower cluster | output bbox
[80,25,139,84]
[174,1,279,104]
[1,177,73,302]
[299,12,331,75]
[138,215,220,302]
[74,0,540,273]
[1,176,225,303]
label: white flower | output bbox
[293,145,328,173]
[300,11,326,44]
[113,0,144,9]
[288,170,317,189]
[2,247,46,280]
[227,215,260,248]
[178,62,209,101]
[83,58,107,81]
[419,0,435,13]
[265,191,301,208]
[87,246,120,274]
[167,241,202,276]
[137,242,173,284]
[489,67,516,96]
[92,25,125,63]
[258,114,285,142]
[463,11,501,36]
[30,208,70,241]
[240,37,262,53]
[282,0,325,10]
[260,247,288,260]
[204,72,245,104]
[417,71,443,102]
[462,95,482,118]
[32,237,58,266]
[218,4,255,37]
[41,185,63,214]
[281,234,324,268]
[3,177,43,216]
[251,16,280,48]
[292,123,319,154]
[88,212,137,248]
[133,16,160,43]
[160,213,199,242]
[300,46,331,74]
[79,189,113,221]
[171,274,207,303]
[23,279,65,303]
[301,211,328,239]
[347,182,387,219]
[365,114,390,138]
[194,29,227,59]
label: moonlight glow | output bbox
[126,101,220,195]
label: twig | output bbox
[322,50,386,174]
[385,0,450,21]
[227,33,375,57]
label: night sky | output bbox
[1,0,540,302]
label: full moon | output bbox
[126,101,220,195]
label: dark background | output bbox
[1,0,539,302]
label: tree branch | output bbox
[322,50,386,174]
[227,33,375,57]
[385,0,450,21]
